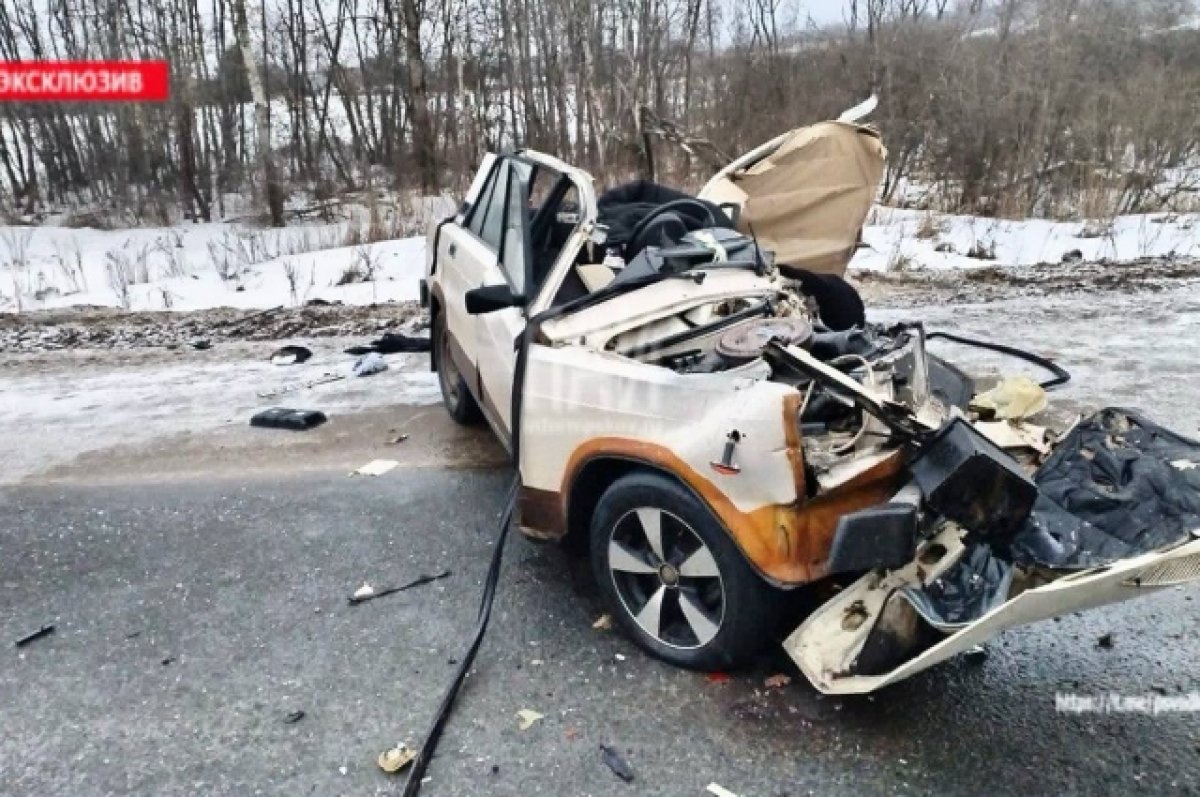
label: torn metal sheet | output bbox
[785,407,1200,694]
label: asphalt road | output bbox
[4,466,1200,796]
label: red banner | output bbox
[0,60,169,102]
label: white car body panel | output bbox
[787,530,1200,694]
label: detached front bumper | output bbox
[784,407,1200,694]
[786,528,1200,694]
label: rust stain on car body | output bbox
[521,419,906,585]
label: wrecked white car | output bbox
[419,118,1200,694]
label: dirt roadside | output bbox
[852,255,1200,305]
[0,300,424,357]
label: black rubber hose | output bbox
[402,303,551,795]
[926,330,1071,389]
[401,477,518,796]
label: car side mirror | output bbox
[465,284,526,315]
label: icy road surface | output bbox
[868,284,1200,437]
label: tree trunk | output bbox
[232,0,284,225]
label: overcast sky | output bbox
[801,0,855,26]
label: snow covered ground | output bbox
[0,341,441,484]
[852,208,1200,272]
[0,221,431,313]
[0,206,1197,314]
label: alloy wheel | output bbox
[607,507,726,649]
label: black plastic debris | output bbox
[1012,408,1200,569]
[910,418,1037,540]
[250,408,327,431]
[963,644,989,665]
[190,339,212,350]
[348,570,451,606]
[284,710,306,724]
[600,745,635,783]
[344,332,431,356]
[270,345,313,365]
[15,624,55,647]
[1097,633,1115,650]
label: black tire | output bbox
[589,471,781,671]
[433,311,482,425]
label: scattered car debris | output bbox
[284,710,306,724]
[161,656,176,666]
[256,374,345,398]
[963,644,989,664]
[592,614,613,631]
[351,458,398,476]
[190,338,211,350]
[250,407,328,431]
[347,570,451,606]
[764,673,792,689]
[706,783,739,797]
[705,672,732,684]
[387,433,410,445]
[974,419,1050,455]
[599,745,635,783]
[14,624,55,647]
[352,351,389,377]
[516,709,544,730]
[345,332,432,356]
[1061,248,1084,263]
[378,744,417,774]
[1171,459,1198,471]
[256,372,344,399]
[970,375,1048,419]
[270,344,313,365]
[1097,632,1115,649]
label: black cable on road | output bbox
[926,329,1071,389]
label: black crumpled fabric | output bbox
[902,408,1200,627]
[344,332,431,356]
[1010,408,1200,569]
[596,179,733,247]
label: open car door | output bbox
[699,118,885,277]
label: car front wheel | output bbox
[590,471,780,671]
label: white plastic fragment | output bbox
[516,709,544,730]
[707,783,739,797]
[352,459,398,476]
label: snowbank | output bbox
[852,209,1200,272]
[3,207,1197,312]
[0,221,429,312]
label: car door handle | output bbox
[448,243,457,257]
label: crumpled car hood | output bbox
[700,121,886,277]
